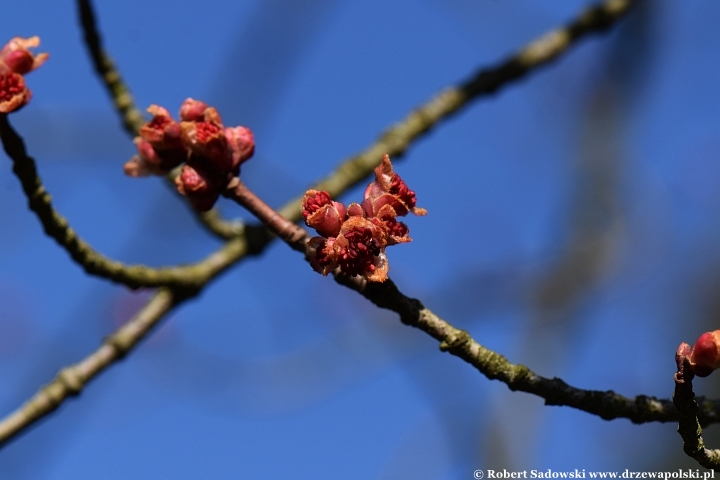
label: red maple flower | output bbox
[0,36,47,114]
[124,100,255,211]
[302,155,423,282]
[302,190,347,238]
[362,154,426,218]
[0,73,30,114]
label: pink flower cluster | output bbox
[124,99,254,211]
[0,36,48,114]
[302,154,426,282]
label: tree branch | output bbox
[196,209,246,240]
[276,0,636,220]
[0,0,643,447]
[231,178,720,426]
[0,288,187,447]
[0,115,257,289]
[76,0,144,135]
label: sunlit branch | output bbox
[351,277,703,425]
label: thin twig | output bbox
[197,209,246,239]
[76,0,144,135]
[0,288,185,446]
[352,277,694,424]
[231,177,720,426]
[276,0,636,220]
[0,229,264,447]
[225,178,307,251]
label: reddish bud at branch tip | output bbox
[686,330,720,377]
[179,98,209,122]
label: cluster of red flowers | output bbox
[0,36,48,114]
[302,154,426,282]
[124,99,255,211]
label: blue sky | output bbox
[1,1,720,478]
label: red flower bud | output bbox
[301,156,426,282]
[363,154,426,217]
[225,126,255,172]
[140,106,184,149]
[174,164,220,212]
[0,72,31,113]
[307,217,389,281]
[301,189,347,238]
[376,215,410,245]
[332,216,389,282]
[133,105,187,173]
[179,98,209,122]
[346,202,365,217]
[307,236,337,275]
[181,110,232,178]
[688,330,720,377]
[124,100,258,215]
[123,138,165,177]
[0,36,48,75]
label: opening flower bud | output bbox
[0,36,48,75]
[301,190,347,238]
[179,98,209,122]
[0,72,30,113]
[363,154,426,217]
[225,126,255,171]
[688,330,720,377]
[175,165,220,212]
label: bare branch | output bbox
[348,277,695,425]
[196,209,246,239]
[277,0,636,220]
[0,0,642,447]
[225,178,308,251]
[0,115,255,289]
[230,174,720,427]
[0,288,186,447]
[76,0,144,135]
